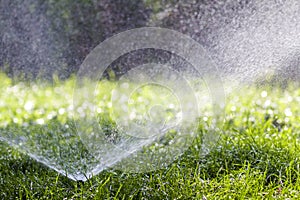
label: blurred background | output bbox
[0,0,252,80]
[1,0,299,85]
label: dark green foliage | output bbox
[0,0,151,80]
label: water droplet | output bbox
[284,108,292,117]
[36,118,45,125]
[24,101,34,111]
[261,91,268,98]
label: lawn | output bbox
[1,73,300,199]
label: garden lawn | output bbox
[1,73,300,199]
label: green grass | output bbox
[1,73,300,199]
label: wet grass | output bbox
[1,73,300,199]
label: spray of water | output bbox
[210,0,300,88]
[1,0,300,180]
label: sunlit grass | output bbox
[1,72,300,199]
